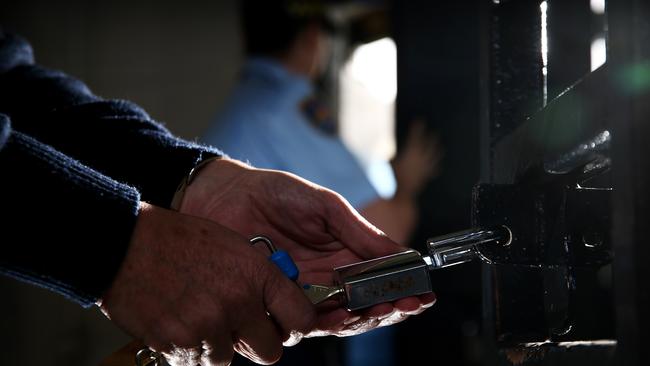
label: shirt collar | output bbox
[241,57,313,103]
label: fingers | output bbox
[161,337,235,366]
[418,292,438,308]
[218,260,315,363]
[308,305,388,337]
[362,302,395,318]
[397,119,443,181]
[108,206,326,366]
[405,119,432,156]
[263,263,317,337]
[226,250,315,364]
[175,294,234,366]
[420,132,444,178]
[392,296,425,314]
[312,307,355,333]
[153,302,279,366]
[147,316,201,351]
[282,329,305,347]
[407,119,427,143]
[204,334,235,366]
[323,191,403,259]
[233,305,283,364]
[312,307,387,337]
[371,293,436,329]
[163,347,203,366]
[308,293,437,338]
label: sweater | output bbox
[0,33,221,307]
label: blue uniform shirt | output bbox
[204,58,378,209]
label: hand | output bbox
[179,159,436,338]
[98,203,315,366]
[392,119,443,198]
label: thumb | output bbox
[324,191,403,259]
[262,262,316,339]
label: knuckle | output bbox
[185,295,224,332]
[252,342,283,365]
[238,341,283,366]
[156,318,201,348]
[144,326,171,351]
[256,260,287,298]
[206,347,234,366]
[283,330,304,347]
[323,189,347,208]
[245,253,276,288]
[265,346,283,365]
[143,337,171,354]
[174,333,202,348]
[296,305,317,333]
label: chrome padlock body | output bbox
[334,250,433,311]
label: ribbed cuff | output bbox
[0,129,141,307]
[16,100,224,209]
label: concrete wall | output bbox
[1,0,242,139]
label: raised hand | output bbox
[392,119,443,199]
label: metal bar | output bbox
[608,0,650,364]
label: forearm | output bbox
[0,115,140,306]
[0,34,222,208]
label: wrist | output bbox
[170,154,222,210]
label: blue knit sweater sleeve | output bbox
[0,114,141,306]
[0,34,222,207]
[0,34,222,307]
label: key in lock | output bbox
[305,225,512,311]
[133,227,511,365]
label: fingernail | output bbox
[422,299,437,308]
[343,315,361,325]
[378,308,397,321]
[283,331,304,347]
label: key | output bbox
[302,284,344,304]
[250,236,299,281]
[134,228,512,365]
[253,227,512,310]
[250,236,347,305]
[425,225,512,269]
[329,226,512,310]
[135,348,167,366]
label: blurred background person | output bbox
[204,0,440,247]
[202,1,441,365]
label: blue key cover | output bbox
[270,250,299,281]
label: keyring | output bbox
[135,348,163,366]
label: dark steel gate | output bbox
[477,0,650,365]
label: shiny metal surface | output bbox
[426,226,512,269]
[135,348,166,366]
[543,130,610,175]
[302,284,344,304]
[329,228,512,310]
[333,250,433,311]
